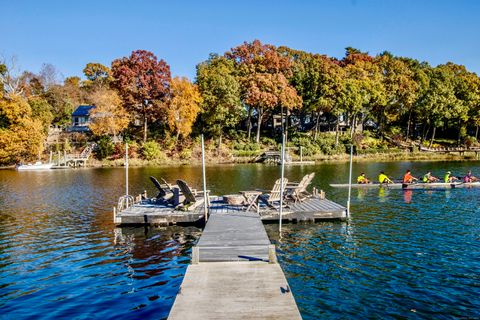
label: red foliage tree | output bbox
[111,50,171,141]
[226,40,301,142]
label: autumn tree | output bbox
[340,48,386,138]
[83,63,113,88]
[0,94,45,164]
[375,52,418,137]
[280,48,344,141]
[196,54,243,147]
[418,65,459,146]
[87,87,130,137]
[166,77,202,139]
[226,40,302,143]
[111,50,171,142]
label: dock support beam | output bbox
[192,246,200,264]
[268,245,277,264]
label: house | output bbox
[69,105,95,132]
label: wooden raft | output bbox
[168,210,302,320]
[114,196,346,225]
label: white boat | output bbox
[17,161,53,171]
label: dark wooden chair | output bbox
[176,179,210,211]
[149,176,174,202]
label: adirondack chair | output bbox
[149,176,174,202]
[286,172,315,203]
[258,178,289,208]
[175,179,210,211]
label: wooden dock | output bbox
[114,196,346,225]
[168,209,302,319]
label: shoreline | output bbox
[2,151,478,170]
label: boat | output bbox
[17,161,53,171]
[329,182,480,189]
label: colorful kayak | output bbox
[329,182,480,189]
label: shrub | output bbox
[142,141,162,160]
[95,136,114,160]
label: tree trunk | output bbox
[255,108,263,144]
[350,113,356,139]
[429,126,436,148]
[335,117,340,147]
[314,112,321,140]
[247,106,252,140]
[143,108,148,142]
[284,111,289,145]
[406,110,413,141]
[476,125,479,140]
[217,132,222,156]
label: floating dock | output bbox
[114,196,347,225]
[167,210,302,319]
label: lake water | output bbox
[0,161,479,319]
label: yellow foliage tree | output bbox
[88,88,130,137]
[167,77,202,139]
[0,95,46,164]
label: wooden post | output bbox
[300,146,303,163]
[192,246,200,264]
[268,245,277,264]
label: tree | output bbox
[196,54,243,147]
[39,63,61,89]
[418,65,459,146]
[280,48,344,140]
[226,40,301,143]
[111,50,171,142]
[83,63,112,88]
[0,95,45,164]
[166,77,202,139]
[340,48,386,138]
[43,84,77,125]
[88,87,130,137]
[0,57,24,97]
[28,96,54,133]
[375,52,418,138]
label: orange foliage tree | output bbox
[166,77,202,139]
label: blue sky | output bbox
[1,0,479,80]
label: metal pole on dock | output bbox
[346,144,353,217]
[125,143,129,197]
[201,135,208,222]
[279,133,286,233]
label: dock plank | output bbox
[168,262,302,320]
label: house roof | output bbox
[72,105,95,117]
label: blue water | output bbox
[0,161,479,319]
[267,186,480,319]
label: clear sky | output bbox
[1,0,479,80]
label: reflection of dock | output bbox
[168,208,302,319]
[114,196,346,225]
